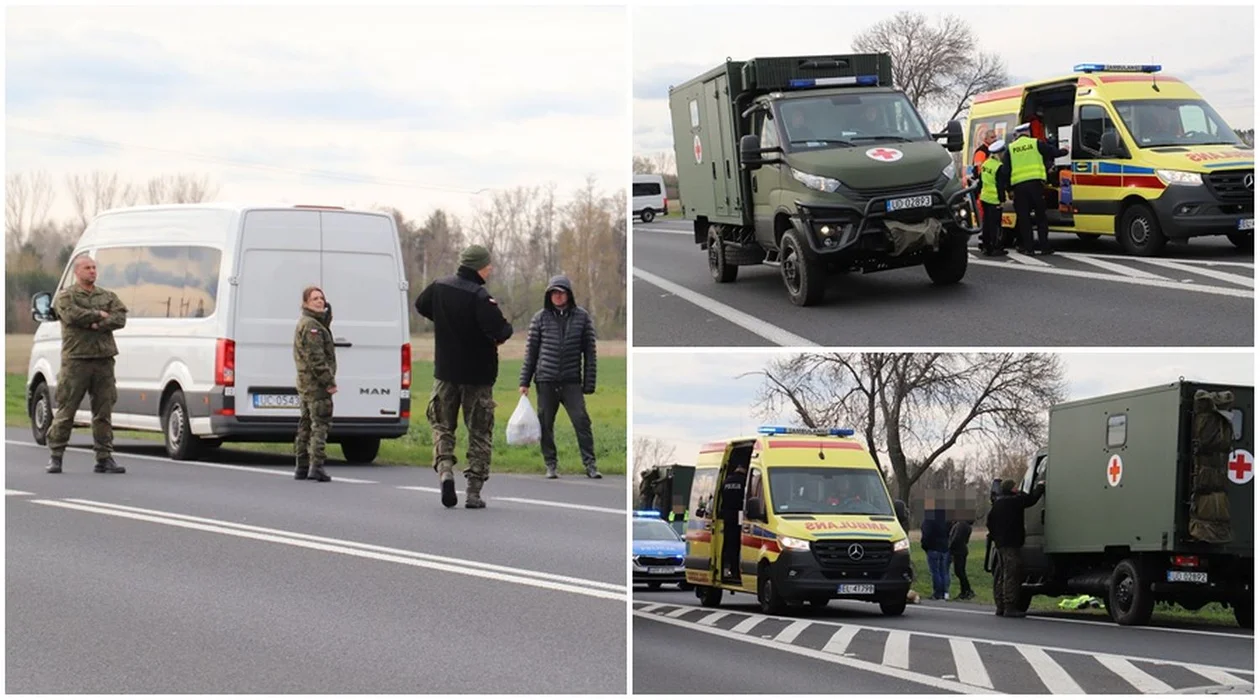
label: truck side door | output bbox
[1021,453,1051,577]
[751,108,782,249]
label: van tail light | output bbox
[215,338,236,386]
[1173,555,1200,568]
[401,343,412,389]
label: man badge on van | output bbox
[361,387,392,396]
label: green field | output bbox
[907,536,1240,627]
[662,199,684,220]
[6,357,627,476]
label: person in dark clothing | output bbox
[414,244,513,509]
[986,479,1045,617]
[519,275,600,480]
[1000,123,1069,255]
[920,500,952,600]
[949,517,975,600]
[720,460,748,582]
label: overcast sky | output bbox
[633,351,1256,468]
[6,5,627,224]
[631,4,1255,158]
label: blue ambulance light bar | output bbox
[758,425,856,437]
[633,510,661,518]
[1073,63,1162,74]
[787,74,880,89]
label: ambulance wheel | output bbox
[880,597,907,616]
[1106,558,1155,626]
[925,233,968,285]
[780,227,825,307]
[757,566,788,615]
[641,210,656,224]
[697,585,723,608]
[1227,231,1253,251]
[1076,233,1101,242]
[1234,595,1253,629]
[1118,204,1167,257]
[708,227,737,283]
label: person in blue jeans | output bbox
[920,499,952,600]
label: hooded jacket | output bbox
[519,275,597,393]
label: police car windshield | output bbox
[776,93,931,152]
[1112,99,1244,148]
[768,467,894,516]
[634,519,681,541]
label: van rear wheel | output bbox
[640,210,656,224]
[697,585,723,608]
[340,437,380,464]
[163,390,204,461]
[708,227,737,283]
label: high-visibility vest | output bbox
[979,157,1003,205]
[1008,136,1045,186]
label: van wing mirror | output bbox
[935,120,965,153]
[894,499,909,529]
[31,292,55,323]
[739,134,765,170]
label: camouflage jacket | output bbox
[294,307,336,395]
[54,285,127,360]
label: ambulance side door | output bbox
[1070,102,1128,234]
[742,467,767,580]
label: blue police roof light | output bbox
[758,425,856,437]
[633,510,662,519]
[1073,63,1162,74]
[786,74,880,89]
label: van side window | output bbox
[1106,413,1127,448]
[632,181,662,197]
[759,112,780,150]
[93,247,140,306]
[1075,105,1117,158]
[129,245,223,318]
[183,247,223,318]
[1231,409,1244,441]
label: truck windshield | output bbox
[1111,99,1243,148]
[776,92,931,152]
[768,467,894,516]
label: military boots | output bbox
[307,464,331,483]
[46,455,63,474]
[94,457,126,474]
[295,455,309,480]
[465,477,486,509]
[545,465,558,479]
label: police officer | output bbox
[415,244,513,509]
[1004,123,1068,255]
[978,138,1010,255]
[45,254,128,474]
[985,479,1045,617]
[293,286,336,483]
[720,459,748,582]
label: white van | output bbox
[26,203,412,463]
[632,173,668,223]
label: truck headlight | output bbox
[778,535,812,552]
[941,163,956,181]
[791,168,841,193]
[1155,169,1204,186]
[892,538,910,553]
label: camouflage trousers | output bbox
[295,395,333,467]
[426,380,495,483]
[992,546,1023,612]
[48,357,117,461]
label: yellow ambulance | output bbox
[683,426,913,616]
[965,63,1253,256]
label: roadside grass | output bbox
[908,533,1241,628]
[661,199,684,220]
[6,357,627,476]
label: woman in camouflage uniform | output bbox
[293,286,337,483]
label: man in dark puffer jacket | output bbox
[519,275,601,479]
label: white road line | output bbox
[4,440,378,483]
[774,620,812,645]
[949,638,994,689]
[1057,252,1169,280]
[1016,644,1085,694]
[664,606,694,618]
[1134,258,1255,288]
[968,257,1253,298]
[635,611,997,694]
[729,614,768,634]
[882,630,910,669]
[632,268,819,347]
[497,497,625,515]
[6,489,34,496]
[1096,655,1176,693]
[1006,251,1053,267]
[1067,251,1254,269]
[822,625,860,656]
[1188,664,1252,686]
[397,486,441,493]
[60,498,626,594]
[912,600,1254,639]
[698,611,730,626]
[637,604,666,613]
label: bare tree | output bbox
[749,353,1066,504]
[632,155,657,174]
[853,11,1009,125]
[652,150,676,177]
[5,171,56,253]
[633,436,678,475]
[144,174,219,204]
[67,171,140,231]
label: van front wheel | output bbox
[757,566,788,615]
[340,437,380,464]
[697,585,723,608]
[1118,204,1167,257]
[780,227,825,306]
[30,381,52,445]
[880,597,908,616]
[163,390,204,461]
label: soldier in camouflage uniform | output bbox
[293,286,337,483]
[415,244,513,509]
[46,254,128,474]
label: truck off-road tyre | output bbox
[757,565,788,615]
[1106,559,1155,626]
[340,437,381,464]
[924,233,969,285]
[640,209,656,224]
[1234,595,1253,629]
[1012,588,1033,614]
[697,585,723,608]
[780,227,825,306]
[1076,233,1102,242]
[1118,204,1167,257]
[880,597,908,616]
[29,381,52,445]
[163,390,204,461]
[708,226,737,283]
[1227,231,1253,251]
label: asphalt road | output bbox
[632,588,1254,695]
[633,222,1254,346]
[6,428,627,694]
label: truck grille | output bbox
[1204,169,1255,203]
[635,556,682,566]
[810,539,893,570]
[844,179,941,200]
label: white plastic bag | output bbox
[506,395,541,446]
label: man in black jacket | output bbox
[519,275,600,479]
[719,459,748,582]
[986,479,1045,617]
[949,516,975,600]
[415,244,513,509]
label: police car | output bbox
[632,510,687,590]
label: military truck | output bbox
[668,53,980,306]
[996,381,1253,627]
[637,464,696,535]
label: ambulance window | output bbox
[745,468,764,519]
[1231,409,1244,441]
[1178,104,1214,136]
[689,99,700,128]
[1106,414,1127,448]
[1077,105,1116,157]
[759,112,780,150]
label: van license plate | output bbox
[1238,218,1254,231]
[648,567,675,575]
[837,584,876,595]
[886,195,933,212]
[253,394,301,409]
[1166,570,1208,584]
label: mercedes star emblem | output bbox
[1244,173,1254,191]
[847,543,865,561]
